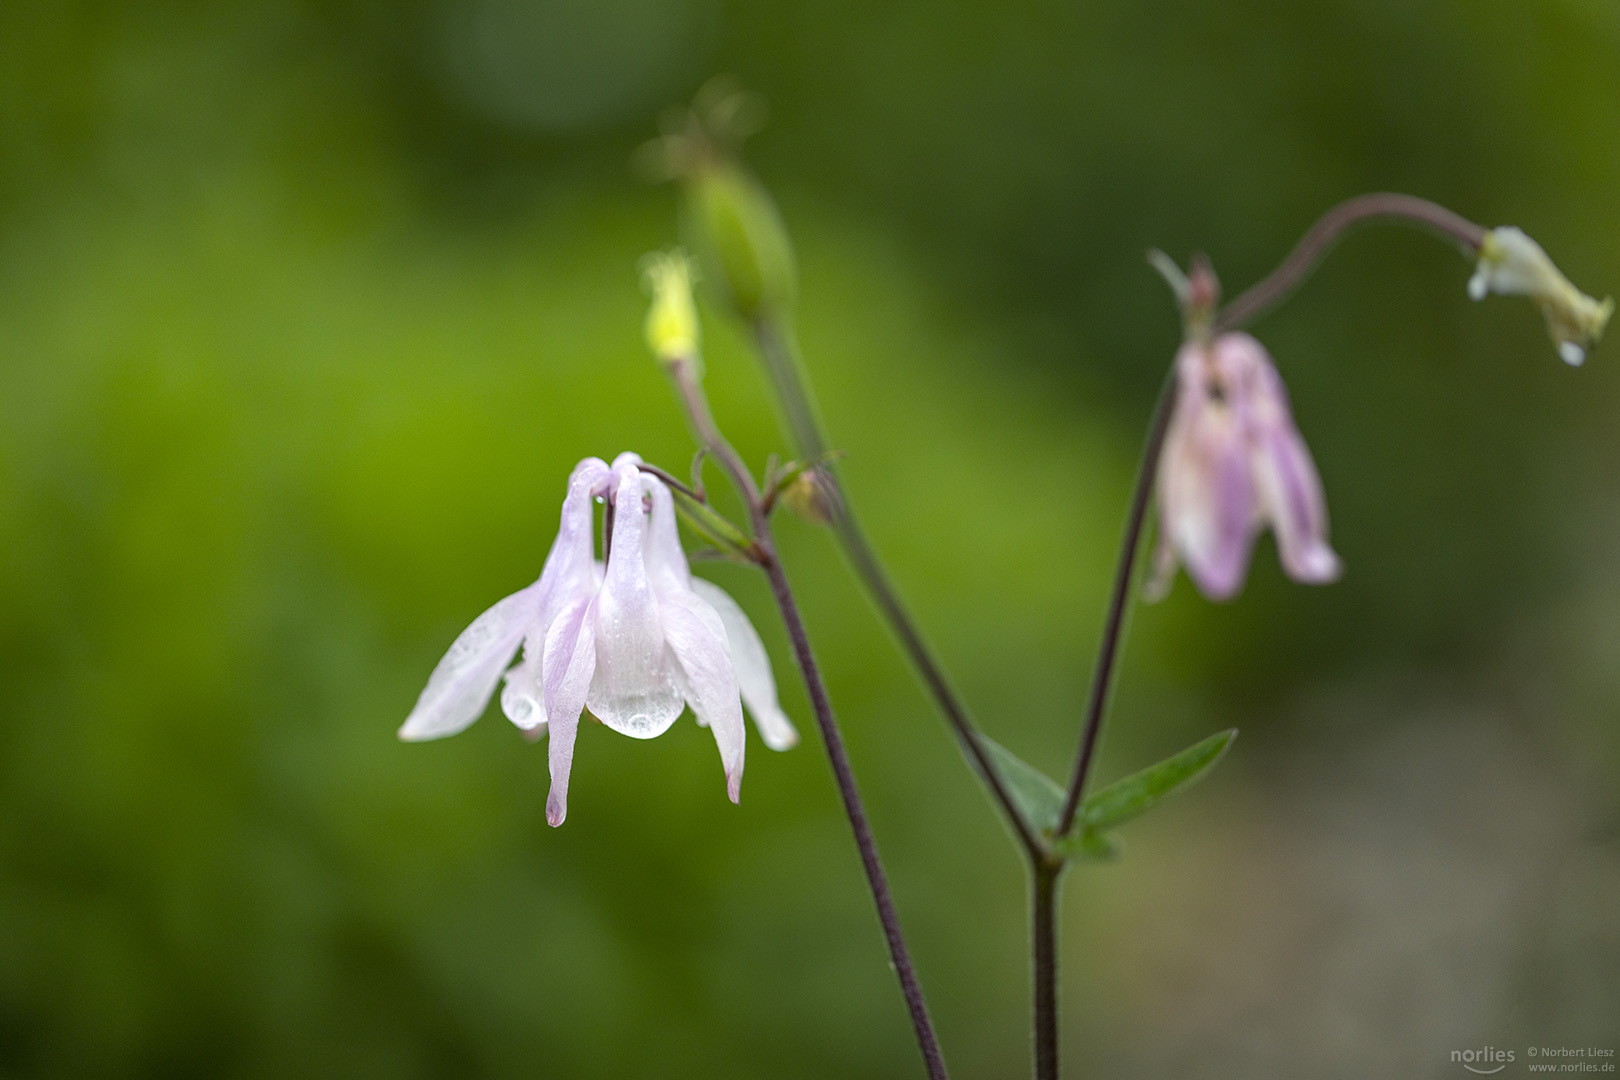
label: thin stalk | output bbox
[664,356,950,1080]
[763,550,950,1080]
[1215,192,1486,332]
[666,357,762,508]
[751,317,1049,860]
[1055,369,1178,836]
[1031,863,1062,1080]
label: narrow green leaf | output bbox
[1080,728,1237,832]
[668,486,759,563]
[975,735,1065,833]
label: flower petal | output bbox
[535,457,612,620]
[661,589,746,802]
[641,472,693,595]
[688,577,797,751]
[1158,341,1257,600]
[1251,416,1342,584]
[542,595,597,827]
[586,457,684,738]
[1224,334,1342,586]
[399,585,537,741]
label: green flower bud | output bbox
[640,79,797,323]
[681,159,796,323]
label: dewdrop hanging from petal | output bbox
[398,453,797,825]
[1468,226,1613,366]
[1147,255,1341,601]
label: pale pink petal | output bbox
[688,577,797,751]
[1158,342,1257,600]
[661,590,746,803]
[541,596,597,827]
[1252,418,1341,583]
[586,457,684,738]
[1222,334,1342,586]
[399,585,537,741]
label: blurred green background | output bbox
[1,1,1617,1077]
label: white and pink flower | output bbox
[398,452,796,825]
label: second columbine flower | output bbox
[1149,331,1342,601]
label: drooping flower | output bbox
[398,452,797,825]
[1468,226,1612,366]
[1148,332,1341,601]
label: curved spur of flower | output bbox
[398,452,796,826]
[1149,332,1341,601]
[1468,226,1613,366]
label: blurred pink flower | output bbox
[1149,332,1341,601]
[398,452,796,825]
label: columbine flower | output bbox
[398,452,797,825]
[1468,226,1612,366]
[1149,332,1341,601]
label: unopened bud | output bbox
[641,250,701,370]
[1468,226,1612,366]
[682,160,797,323]
[782,467,840,525]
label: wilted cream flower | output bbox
[1468,226,1612,366]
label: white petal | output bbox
[542,596,597,827]
[399,585,537,741]
[531,457,611,632]
[661,589,746,802]
[493,457,611,735]
[688,577,798,751]
[586,458,683,738]
[641,473,693,594]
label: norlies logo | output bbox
[1454,1047,1517,1075]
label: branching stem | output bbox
[663,357,950,1080]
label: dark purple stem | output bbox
[1215,193,1486,332]
[751,318,1049,861]
[664,356,950,1080]
[762,551,951,1080]
[1055,368,1179,837]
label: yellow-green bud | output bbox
[681,160,797,323]
[641,250,701,369]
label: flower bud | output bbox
[681,159,797,323]
[781,466,840,526]
[641,80,797,323]
[641,250,701,370]
[1468,226,1612,366]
